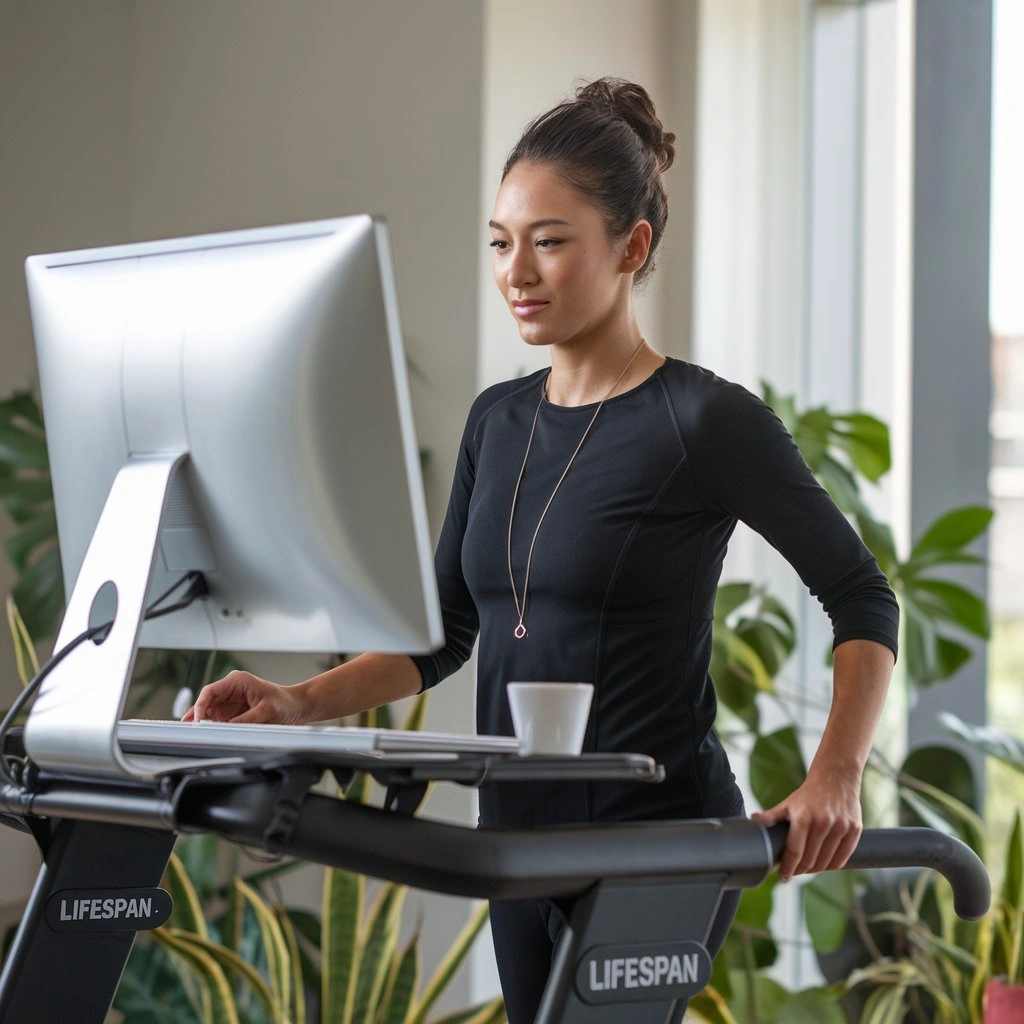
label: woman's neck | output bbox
[545,334,662,407]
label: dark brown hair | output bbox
[502,78,676,282]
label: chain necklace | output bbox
[506,339,646,639]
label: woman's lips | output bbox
[512,300,550,317]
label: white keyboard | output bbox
[117,719,520,758]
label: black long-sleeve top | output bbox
[411,358,899,828]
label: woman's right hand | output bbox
[182,670,310,725]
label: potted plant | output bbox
[843,808,1023,1023]
[689,386,996,1022]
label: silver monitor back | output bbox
[22,216,443,778]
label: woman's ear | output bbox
[620,220,653,275]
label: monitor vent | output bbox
[162,472,203,529]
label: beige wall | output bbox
[479,0,699,389]
[0,0,136,916]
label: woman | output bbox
[186,79,898,1023]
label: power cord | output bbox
[0,571,209,786]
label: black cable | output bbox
[0,571,208,786]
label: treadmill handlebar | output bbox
[767,822,990,920]
[175,778,991,918]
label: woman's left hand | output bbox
[749,763,863,882]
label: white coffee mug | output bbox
[507,682,594,756]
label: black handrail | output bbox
[765,823,991,920]
[175,776,992,919]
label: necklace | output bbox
[506,339,646,639]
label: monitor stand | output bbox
[22,451,228,780]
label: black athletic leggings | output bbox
[488,804,746,1024]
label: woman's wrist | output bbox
[290,653,423,724]
[291,670,347,723]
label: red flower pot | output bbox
[985,978,1024,1023]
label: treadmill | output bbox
[0,726,991,1024]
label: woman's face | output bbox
[489,160,634,351]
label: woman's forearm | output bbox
[808,638,895,779]
[292,652,425,722]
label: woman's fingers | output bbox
[191,672,252,722]
[184,671,297,725]
[752,784,862,880]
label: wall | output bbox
[479,0,699,392]
[0,0,136,920]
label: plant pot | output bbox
[985,978,1024,1022]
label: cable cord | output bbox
[0,571,208,786]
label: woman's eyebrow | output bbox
[488,218,572,231]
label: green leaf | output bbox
[0,425,50,471]
[151,927,240,1024]
[803,872,857,953]
[855,513,899,578]
[899,550,986,579]
[686,986,740,1024]
[408,902,489,1024]
[750,726,807,811]
[283,908,323,1013]
[1002,812,1024,916]
[735,618,790,678]
[277,905,307,1024]
[900,745,979,813]
[712,660,761,731]
[345,770,373,806]
[759,596,797,641]
[905,578,989,638]
[176,835,221,908]
[777,987,846,1024]
[0,474,56,510]
[402,692,428,733]
[715,582,754,620]
[0,390,45,429]
[734,871,777,931]
[168,928,277,1022]
[724,877,779,969]
[858,979,910,1024]
[897,774,986,858]
[352,884,405,1024]
[724,970,789,1023]
[910,506,993,557]
[815,457,866,517]
[7,595,40,687]
[11,544,65,641]
[714,627,775,694]
[902,594,940,686]
[429,996,507,1024]
[323,869,363,1024]
[286,907,323,949]
[831,413,891,480]
[933,636,974,680]
[235,877,291,1021]
[5,508,57,572]
[939,712,1024,775]
[164,852,210,939]
[377,934,419,1024]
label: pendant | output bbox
[514,623,527,639]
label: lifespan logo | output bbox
[45,887,172,933]
[574,941,712,1005]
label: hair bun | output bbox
[575,77,676,173]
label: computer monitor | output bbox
[21,215,443,779]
